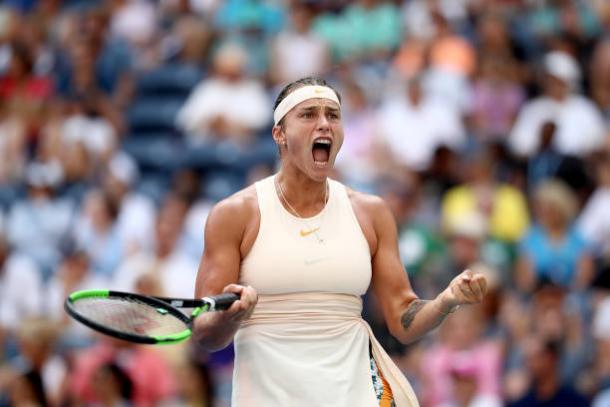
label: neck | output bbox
[276,169,328,217]
[546,224,567,240]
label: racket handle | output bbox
[203,293,240,311]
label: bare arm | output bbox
[364,196,487,344]
[192,194,258,351]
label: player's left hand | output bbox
[438,269,488,312]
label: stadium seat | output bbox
[127,98,184,133]
[136,64,203,99]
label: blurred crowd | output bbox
[0,0,609,406]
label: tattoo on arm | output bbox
[400,299,428,331]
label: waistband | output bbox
[242,292,363,326]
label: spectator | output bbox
[269,2,330,87]
[470,57,525,142]
[99,151,156,255]
[441,146,530,244]
[109,0,159,70]
[68,338,176,406]
[438,356,502,407]
[516,179,594,292]
[421,305,503,407]
[168,357,214,407]
[0,318,67,407]
[170,169,213,262]
[90,362,134,407]
[6,161,74,278]
[176,42,271,145]
[0,41,53,104]
[74,189,123,277]
[508,336,588,407]
[421,12,476,114]
[164,15,212,66]
[314,0,402,63]
[509,50,606,158]
[54,8,134,108]
[334,79,387,187]
[377,76,466,172]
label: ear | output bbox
[272,125,286,146]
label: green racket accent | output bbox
[69,289,109,302]
[190,305,208,318]
[154,329,192,344]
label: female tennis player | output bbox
[192,77,487,406]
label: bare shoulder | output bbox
[346,187,392,221]
[205,184,259,238]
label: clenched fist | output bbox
[437,269,488,313]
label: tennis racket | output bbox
[64,289,239,345]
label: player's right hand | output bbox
[221,283,258,323]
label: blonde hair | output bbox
[534,179,578,222]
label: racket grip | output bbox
[204,293,240,311]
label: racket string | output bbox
[73,297,187,337]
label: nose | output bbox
[316,111,330,132]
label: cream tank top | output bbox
[240,175,372,294]
[233,175,420,406]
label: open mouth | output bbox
[312,137,332,164]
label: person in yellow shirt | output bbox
[441,147,529,243]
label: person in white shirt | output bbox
[6,161,74,278]
[509,51,606,158]
[377,76,466,172]
[176,43,271,145]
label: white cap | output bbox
[544,51,580,85]
[108,152,138,186]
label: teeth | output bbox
[314,138,331,145]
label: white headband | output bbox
[273,85,341,125]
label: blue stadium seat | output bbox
[122,136,187,172]
[127,98,183,133]
[136,173,171,205]
[203,170,245,201]
[137,64,203,99]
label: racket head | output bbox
[64,289,205,345]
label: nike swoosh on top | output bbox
[300,227,320,237]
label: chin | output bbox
[308,167,331,182]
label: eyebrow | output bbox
[297,105,341,114]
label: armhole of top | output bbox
[331,180,370,245]
[246,176,273,250]
[253,177,270,223]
